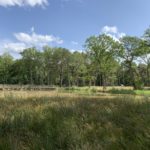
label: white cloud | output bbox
[14,31,63,45]
[102,26,118,34]
[101,25,126,42]
[0,27,64,55]
[61,0,83,3]
[0,0,48,7]
[3,42,27,53]
[71,41,78,45]
[118,32,126,38]
[70,49,83,52]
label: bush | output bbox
[134,80,144,90]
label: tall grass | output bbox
[0,93,150,149]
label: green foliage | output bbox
[134,78,144,90]
[120,36,143,58]
[0,53,14,84]
[85,34,121,86]
[85,34,121,72]
[119,36,149,89]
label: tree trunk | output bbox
[60,73,63,87]
[102,74,107,92]
[146,65,150,86]
[128,62,136,89]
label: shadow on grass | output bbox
[0,96,150,149]
[109,89,136,95]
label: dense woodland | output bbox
[1,27,150,89]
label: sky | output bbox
[0,0,150,58]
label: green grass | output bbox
[109,89,136,95]
[109,89,150,96]
[66,87,150,96]
[135,90,150,95]
[0,94,150,149]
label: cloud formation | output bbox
[14,32,63,45]
[71,41,78,45]
[102,26,118,34]
[3,42,27,53]
[61,0,83,3]
[1,27,63,53]
[0,0,48,7]
[101,26,126,41]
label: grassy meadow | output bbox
[0,87,150,149]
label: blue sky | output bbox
[0,0,150,57]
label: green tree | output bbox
[69,51,86,86]
[20,47,41,85]
[52,47,71,87]
[120,36,144,89]
[141,27,150,85]
[0,53,13,84]
[85,34,121,90]
[43,46,54,85]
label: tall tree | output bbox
[0,53,13,84]
[69,52,86,86]
[20,47,40,85]
[85,34,121,90]
[43,46,54,85]
[120,36,144,89]
[141,27,150,85]
[52,47,71,87]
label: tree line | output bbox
[0,27,150,89]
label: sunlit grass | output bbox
[0,90,149,149]
[135,90,150,95]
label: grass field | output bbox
[0,88,150,149]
